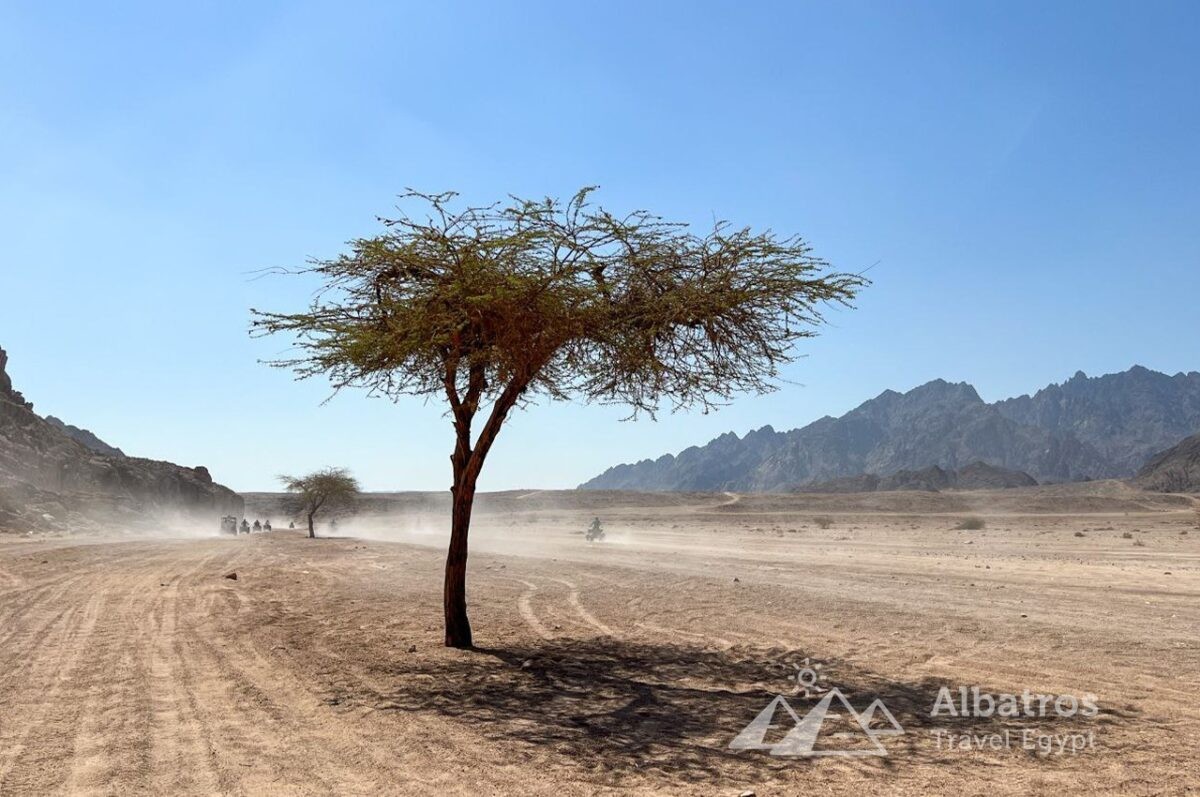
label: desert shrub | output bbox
[1133,538,1147,547]
[1121,531,1133,539]
[813,515,834,529]
[1074,531,1086,537]
[955,516,986,531]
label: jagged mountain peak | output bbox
[580,365,1200,493]
[856,378,983,410]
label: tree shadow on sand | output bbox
[347,638,1138,784]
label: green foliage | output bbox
[251,189,867,423]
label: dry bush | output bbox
[955,517,986,531]
[812,516,834,529]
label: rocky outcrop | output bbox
[0,346,242,533]
[954,461,1039,489]
[1136,434,1200,493]
[803,462,1037,493]
[581,366,1200,492]
[0,347,31,409]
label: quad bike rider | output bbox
[585,517,606,542]
[263,520,272,532]
[240,519,251,534]
[252,519,262,533]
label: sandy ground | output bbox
[0,484,1197,795]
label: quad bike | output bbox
[585,518,606,542]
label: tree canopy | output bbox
[253,188,865,418]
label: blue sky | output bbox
[2,1,1197,492]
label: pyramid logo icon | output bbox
[729,689,904,757]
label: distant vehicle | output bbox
[263,520,272,532]
[252,519,262,533]
[220,516,239,535]
[240,519,251,534]
[585,517,606,543]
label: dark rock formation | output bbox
[954,461,1039,489]
[0,347,31,409]
[803,461,1036,493]
[0,345,242,532]
[1136,434,1200,493]
[581,366,1200,492]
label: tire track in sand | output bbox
[515,579,555,640]
[634,621,734,649]
[550,577,616,636]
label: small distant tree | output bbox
[253,189,866,647]
[279,467,360,538]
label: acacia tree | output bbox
[279,467,360,538]
[253,189,865,648]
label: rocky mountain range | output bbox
[0,346,242,533]
[580,366,1200,492]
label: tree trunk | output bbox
[444,473,475,648]
[440,372,524,648]
[307,512,316,538]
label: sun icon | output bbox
[786,657,827,697]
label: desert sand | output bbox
[0,482,1197,795]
